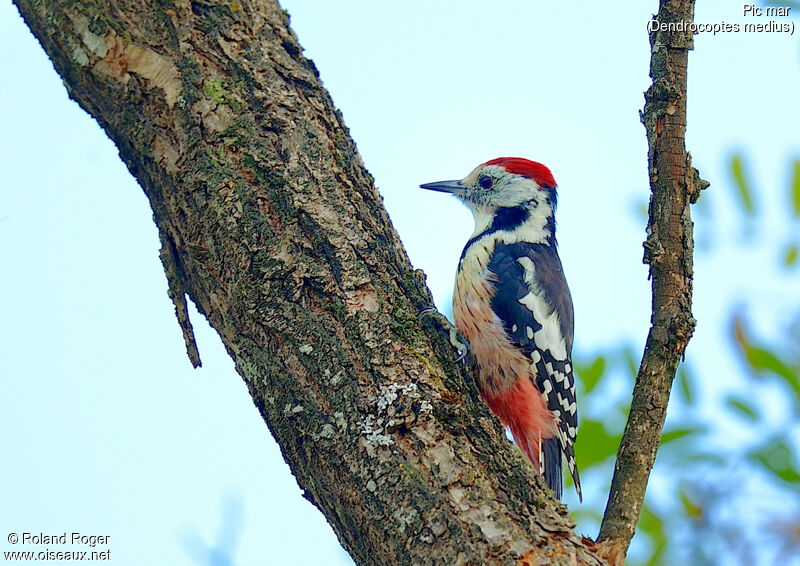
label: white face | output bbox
[456,164,557,244]
[459,164,547,209]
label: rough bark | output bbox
[13,1,608,564]
[596,0,707,563]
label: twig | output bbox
[596,1,708,562]
[159,229,202,368]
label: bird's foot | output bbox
[419,307,470,363]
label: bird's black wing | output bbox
[487,242,582,501]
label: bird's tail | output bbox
[509,425,563,500]
[541,437,563,500]
[485,380,565,498]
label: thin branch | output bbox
[596,0,708,562]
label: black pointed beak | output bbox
[419,179,465,196]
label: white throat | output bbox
[469,207,494,239]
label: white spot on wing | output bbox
[526,326,534,339]
[516,257,536,285]
[518,292,567,359]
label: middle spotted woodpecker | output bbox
[421,157,581,501]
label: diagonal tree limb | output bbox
[597,1,709,563]
[13,1,609,564]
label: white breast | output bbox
[453,236,527,397]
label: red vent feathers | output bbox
[484,157,557,189]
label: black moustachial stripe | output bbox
[459,206,529,262]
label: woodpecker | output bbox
[421,157,581,501]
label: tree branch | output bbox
[13,0,608,563]
[597,1,708,562]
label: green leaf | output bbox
[730,153,756,216]
[678,487,703,519]
[735,316,800,396]
[792,159,800,218]
[748,438,800,485]
[743,344,800,393]
[575,356,606,394]
[622,347,639,381]
[634,198,648,223]
[637,503,667,566]
[676,363,695,405]
[615,399,631,421]
[784,243,799,267]
[574,418,620,470]
[724,395,760,422]
[660,425,703,446]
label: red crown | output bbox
[484,157,557,189]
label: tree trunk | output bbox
[13,1,606,564]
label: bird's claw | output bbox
[418,306,438,318]
[418,306,470,363]
[449,327,469,363]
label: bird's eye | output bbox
[478,175,493,189]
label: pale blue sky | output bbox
[1,1,798,565]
